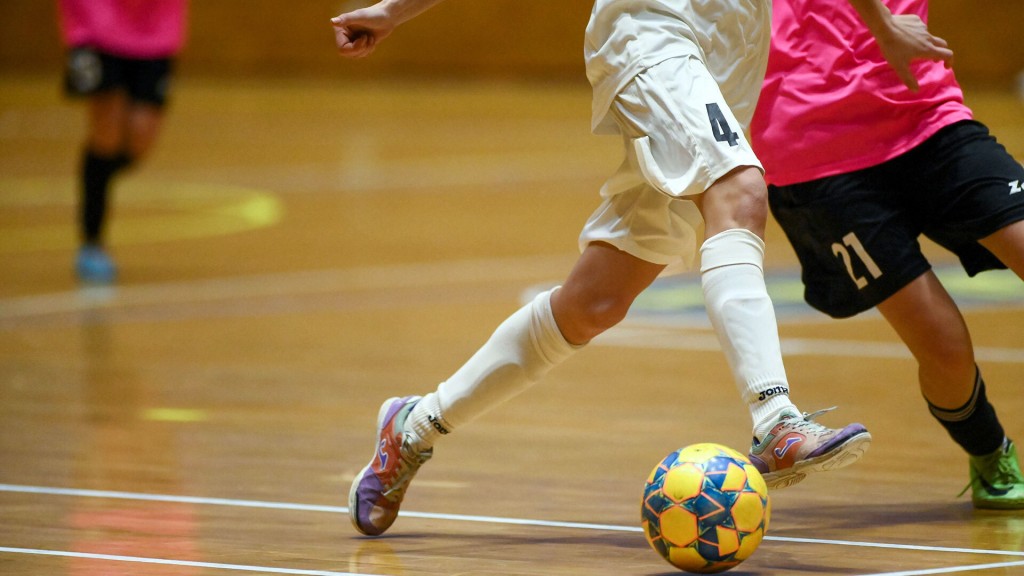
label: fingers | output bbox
[897,67,921,92]
[891,14,954,64]
[335,32,376,58]
[884,14,955,89]
[929,33,949,49]
[923,30,954,63]
[330,10,364,28]
[929,40,955,66]
[331,14,377,58]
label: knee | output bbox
[702,167,768,236]
[728,169,769,225]
[920,339,975,379]
[553,289,634,344]
[585,293,633,334]
[88,130,126,156]
[915,337,976,407]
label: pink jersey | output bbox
[750,0,972,186]
[57,0,187,59]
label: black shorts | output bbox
[63,46,174,107]
[769,120,1024,318]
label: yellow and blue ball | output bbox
[641,443,771,573]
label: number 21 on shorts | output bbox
[832,232,883,289]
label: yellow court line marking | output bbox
[142,408,208,423]
[0,177,283,253]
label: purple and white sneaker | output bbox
[748,407,871,489]
[348,396,432,535]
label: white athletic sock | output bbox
[700,229,797,439]
[406,288,579,448]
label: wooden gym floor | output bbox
[0,72,1022,575]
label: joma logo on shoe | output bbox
[774,436,803,459]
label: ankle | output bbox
[405,393,449,449]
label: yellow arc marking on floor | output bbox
[0,176,283,253]
[143,408,208,423]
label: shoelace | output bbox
[992,453,1024,485]
[380,440,432,502]
[957,448,1022,498]
[782,406,838,436]
[752,406,840,450]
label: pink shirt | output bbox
[57,0,188,59]
[750,0,972,186]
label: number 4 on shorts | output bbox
[706,103,739,147]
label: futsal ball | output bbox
[641,443,771,573]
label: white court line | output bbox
[0,483,635,533]
[2,483,1023,558]
[0,547,369,576]
[769,535,1024,558]
[857,559,1024,576]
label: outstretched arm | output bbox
[847,0,954,90]
[331,0,448,58]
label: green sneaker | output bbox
[965,439,1024,510]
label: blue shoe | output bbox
[76,245,117,283]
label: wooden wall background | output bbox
[0,0,1021,87]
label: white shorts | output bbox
[579,56,763,274]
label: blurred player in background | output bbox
[332,0,951,536]
[752,0,1024,509]
[57,0,188,283]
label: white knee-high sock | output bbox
[701,229,797,438]
[406,288,579,448]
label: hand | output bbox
[331,5,396,58]
[875,14,954,91]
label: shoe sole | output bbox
[972,495,1024,510]
[763,431,872,490]
[76,268,117,283]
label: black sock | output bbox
[81,149,131,244]
[927,367,1005,457]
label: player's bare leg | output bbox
[879,271,1024,509]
